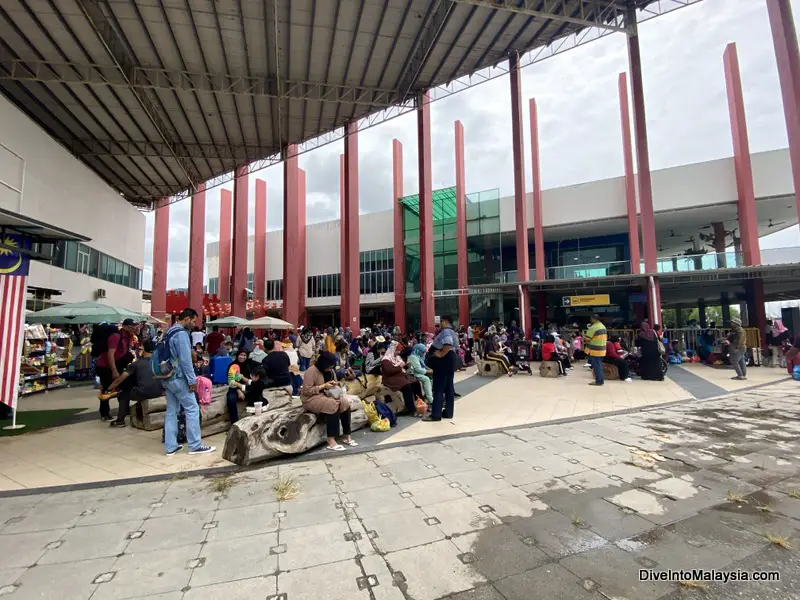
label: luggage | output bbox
[210,355,232,385]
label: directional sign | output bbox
[562,294,611,307]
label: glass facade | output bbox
[266,279,282,301]
[208,277,218,295]
[308,274,341,298]
[360,248,394,295]
[465,189,503,286]
[32,240,142,290]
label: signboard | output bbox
[434,315,441,325]
[562,294,611,307]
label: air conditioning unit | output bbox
[95,288,107,299]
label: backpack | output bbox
[195,376,213,405]
[151,327,183,379]
[375,400,397,428]
[91,324,116,358]
[793,365,800,382]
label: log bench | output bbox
[476,359,505,378]
[539,361,560,378]
[601,362,620,381]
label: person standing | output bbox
[424,315,457,422]
[205,325,224,356]
[297,330,315,371]
[95,319,138,421]
[584,314,607,386]
[190,326,205,349]
[161,308,215,456]
[725,318,748,380]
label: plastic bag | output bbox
[363,401,380,424]
[415,397,428,415]
[370,417,391,432]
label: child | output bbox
[246,367,267,408]
[225,341,235,356]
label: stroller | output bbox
[512,340,534,375]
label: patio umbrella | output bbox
[206,316,251,328]
[25,301,148,325]
[246,315,294,330]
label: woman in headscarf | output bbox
[636,321,663,381]
[324,327,337,354]
[301,352,357,451]
[238,327,256,353]
[406,344,433,404]
[226,350,252,423]
[483,333,512,374]
[380,341,422,415]
[364,341,386,382]
[297,330,315,371]
[768,319,791,368]
[334,339,356,380]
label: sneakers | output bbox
[624,378,633,383]
[166,444,183,456]
[189,445,216,455]
[109,421,126,428]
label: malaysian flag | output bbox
[0,234,30,410]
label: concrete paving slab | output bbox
[77,494,159,527]
[1,502,84,534]
[523,454,589,478]
[596,462,669,485]
[150,484,219,519]
[206,502,280,541]
[427,455,485,476]
[471,486,549,523]
[399,475,469,506]
[357,554,408,600]
[334,469,397,493]
[663,512,769,565]
[125,512,210,552]
[276,559,364,599]
[216,478,299,509]
[183,576,276,600]
[11,557,114,600]
[193,533,278,586]
[561,448,620,469]
[386,459,441,484]
[279,520,357,570]
[508,510,609,558]
[494,563,599,600]
[361,507,445,553]
[423,497,502,536]
[0,529,66,568]
[446,469,513,495]
[277,493,345,530]
[346,483,416,518]
[482,462,554,487]
[39,519,143,564]
[450,525,550,580]
[326,453,379,473]
[436,584,507,600]
[556,498,655,542]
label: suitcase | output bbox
[210,355,232,385]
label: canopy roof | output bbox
[0,0,698,208]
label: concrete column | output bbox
[724,43,761,266]
[454,120,469,327]
[529,98,546,281]
[713,222,728,268]
[721,292,731,325]
[417,91,435,333]
[254,179,267,312]
[698,298,707,328]
[218,189,232,303]
[282,145,301,326]
[767,0,800,227]
[618,72,641,275]
[151,199,169,319]
[392,140,406,331]
[230,166,249,317]
[188,184,206,321]
[675,307,684,328]
[746,279,767,345]
[509,53,531,337]
[343,121,360,331]
[299,168,307,326]
[339,154,347,326]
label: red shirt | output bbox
[606,341,621,360]
[95,331,131,367]
[206,331,225,355]
[541,342,556,361]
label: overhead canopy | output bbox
[206,316,251,328]
[0,207,90,243]
[26,300,148,325]
[0,0,691,208]
[247,315,294,330]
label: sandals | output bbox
[341,439,359,447]
[326,444,346,452]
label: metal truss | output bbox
[452,0,627,33]
[60,139,276,162]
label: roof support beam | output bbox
[397,0,455,101]
[451,0,627,33]
[58,139,275,162]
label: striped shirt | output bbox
[585,322,608,357]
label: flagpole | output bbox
[4,275,27,431]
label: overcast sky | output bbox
[142,0,800,290]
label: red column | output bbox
[283,145,301,326]
[298,168,308,326]
[417,91,435,333]
[767,0,800,227]
[254,179,267,312]
[528,99,545,281]
[392,139,406,331]
[618,72,641,275]
[510,53,531,337]
[187,184,206,321]
[230,166,249,317]
[218,189,232,304]
[339,154,348,325]
[724,43,761,267]
[454,120,469,328]
[343,121,361,331]
[151,198,169,319]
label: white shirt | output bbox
[190,331,205,347]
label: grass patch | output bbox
[678,580,708,590]
[274,476,300,501]
[570,513,583,527]
[0,408,85,436]
[754,504,773,513]
[172,469,190,481]
[787,489,800,500]
[209,475,235,495]
[726,490,747,503]
[764,533,793,550]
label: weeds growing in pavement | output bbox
[209,475,235,495]
[788,489,800,500]
[726,490,746,503]
[570,513,583,527]
[274,476,300,501]
[754,503,773,513]
[678,580,708,590]
[764,533,793,550]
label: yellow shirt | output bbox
[585,322,608,357]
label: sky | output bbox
[142,0,800,291]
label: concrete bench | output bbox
[539,361,560,378]
[476,359,505,378]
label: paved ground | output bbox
[1,379,799,599]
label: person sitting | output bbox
[105,340,165,428]
[334,339,357,381]
[226,350,252,423]
[300,352,358,451]
[249,340,268,365]
[785,343,800,375]
[297,331,315,371]
[261,339,292,389]
[194,342,204,357]
[224,340,235,356]
[364,342,386,377]
[636,322,664,381]
[541,334,569,376]
[406,343,433,404]
[483,334,512,375]
[245,367,268,408]
[605,336,632,382]
[380,341,423,415]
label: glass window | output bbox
[64,241,78,272]
[88,249,99,277]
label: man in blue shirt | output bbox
[162,308,215,456]
[423,315,458,422]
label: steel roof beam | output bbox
[451,0,627,33]
[59,139,275,162]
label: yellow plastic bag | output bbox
[363,401,379,424]
[370,417,391,432]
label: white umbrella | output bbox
[207,316,251,328]
[246,315,295,330]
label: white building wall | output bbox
[0,94,145,310]
[752,148,793,199]
[542,177,627,227]
[359,212,394,251]
[306,221,340,275]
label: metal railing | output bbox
[550,327,760,353]
[495,269,536,283]
[548,260,631,280]
[761,246,800,266]
[646,251,743,273]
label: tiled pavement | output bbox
[2,382,800,599]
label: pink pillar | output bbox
[417,91,435,333]
[343,121,361,331]
[767,0,800,227]
[187,184,206,321]
[724,43,761,267]
[298,168,308,326]
[151,198,169,318]
[230,166,249,317]
[283,145,301,326]
[339,154,348,325]
[254,179,267,310]
[392,139,406,331]
[218,189,232,304]
[618,73,641,275]
[528,98,545,281]
[454,121,469,328]
[510,53,531,337]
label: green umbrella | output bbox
[25,301,148,325]
[206,316,251,328]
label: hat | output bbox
[375,335,386,343]
[731,318,742,326]
[121,318,137,327]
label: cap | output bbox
[731,318,742,326]
[121,318,137,327]
[375,335,386,343]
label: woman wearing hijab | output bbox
[249,339,267,364]
[636,321,663,381]
[324,327,337,354]
[226,350,252,423]
[364,341,386,387]
[301,352,358,451]
[380,341,422,415]
[406,344,433,404]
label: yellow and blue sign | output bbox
[0,234,31,276]
[562,294,611,307]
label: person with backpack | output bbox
[94,319,138,421]
[155,308,215,456]
[102,340,164,428]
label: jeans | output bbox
[291,373,303,396]
[95,366,115,418]
[226,388,240,424]
[589,356,605,385]
[399,385,418,414]
[326,411,351,438]
[730,351,747,378]
[431,351,456,419]
[163,376,203,452]
[298,356,311,371]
